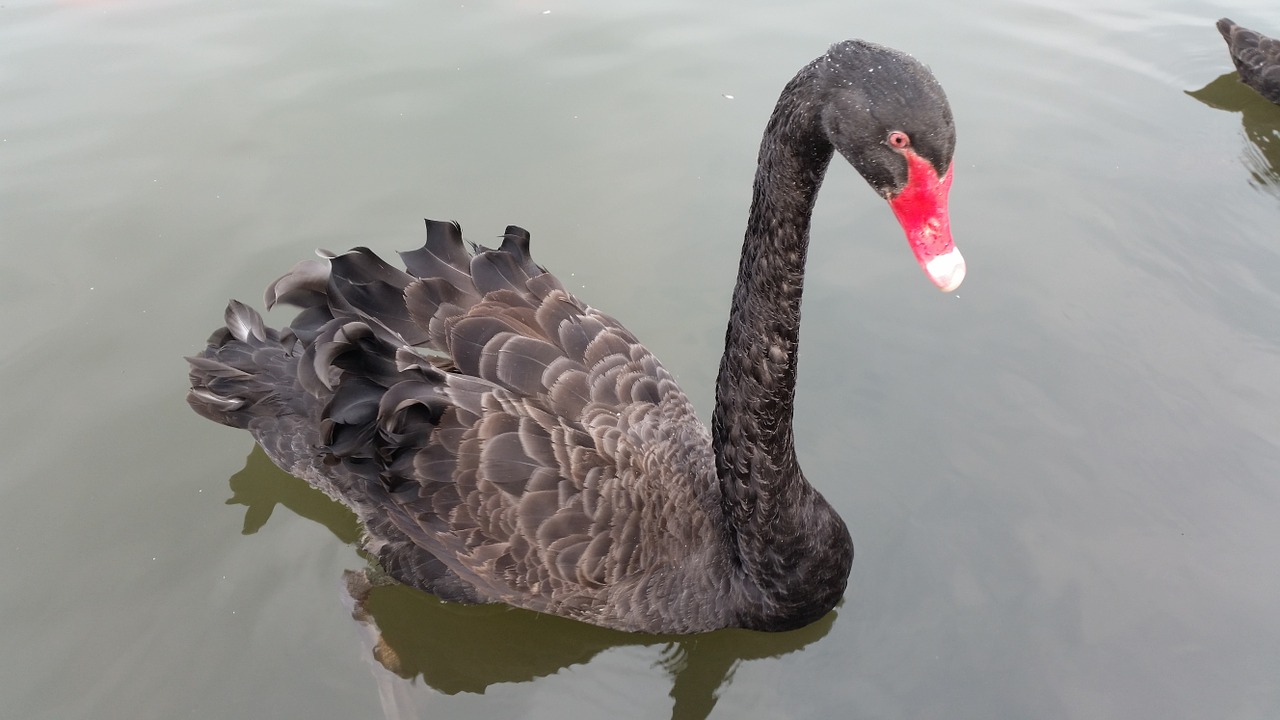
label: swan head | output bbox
[818,41,964,292]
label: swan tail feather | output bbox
[186,300,306,429]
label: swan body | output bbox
[1217,18,1280,104]
[188,40,961,633]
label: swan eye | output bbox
[887,131,910,149]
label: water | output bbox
[3,0,1280,718]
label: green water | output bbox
[3,1,1280,718]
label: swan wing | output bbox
[253,221,721,622]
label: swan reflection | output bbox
[1187,72,1280,192]
[225,446,835,720]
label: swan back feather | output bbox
[189,221,737,632]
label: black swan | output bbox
[187,40,962,634]
[1217,18,1280,104]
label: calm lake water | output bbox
[4,0,1280,718]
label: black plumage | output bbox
[188,40,958,633]
[1218,18,1280,104]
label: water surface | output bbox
[3,0,1280,718]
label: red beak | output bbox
[887,153,965,292]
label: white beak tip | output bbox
[925,248,966,292]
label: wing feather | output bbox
[189,219,728,631]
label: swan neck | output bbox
[713,64,832,528]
